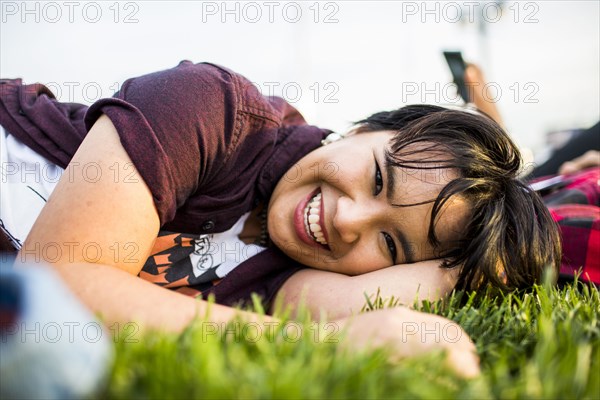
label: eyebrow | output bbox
[384,156,415,264]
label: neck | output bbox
[239,205,268,246]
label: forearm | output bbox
[275,263,479,377]
[40,261,274,333]
[276,260,458,320]
[464,64,505,128]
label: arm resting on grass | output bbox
[277,260,459,320]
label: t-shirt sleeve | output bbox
[84,61,280,225]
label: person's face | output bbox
[267,130,470,275]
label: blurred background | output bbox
[1,0,598,159]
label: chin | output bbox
[269,233,316,268]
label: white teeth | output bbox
[303,191,328,245]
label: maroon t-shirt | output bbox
[0,62,330,310]
[85,61,327,233]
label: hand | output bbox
[558,150,600,175]
[335,307,480,378]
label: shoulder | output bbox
[119,61,281,123]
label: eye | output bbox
[374,159,383,195]
[383,232,397,263]
[374,158,397,263]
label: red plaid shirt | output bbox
[536,168,600,284]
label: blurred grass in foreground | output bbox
[101,278,599,399]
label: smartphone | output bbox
[443,51,470,103]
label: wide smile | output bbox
[304,190,329,245]
[294,188,331,251]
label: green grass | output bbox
[100,278,600,399]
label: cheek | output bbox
[433,197,471,244]
[313,142,367,177]
[333,246,389,275]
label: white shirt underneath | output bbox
[187,212,265,282]
[0,125,64,248]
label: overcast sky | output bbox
[1,0,598,155]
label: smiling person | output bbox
[0,61,560,373]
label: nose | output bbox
[333,195,380,244]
